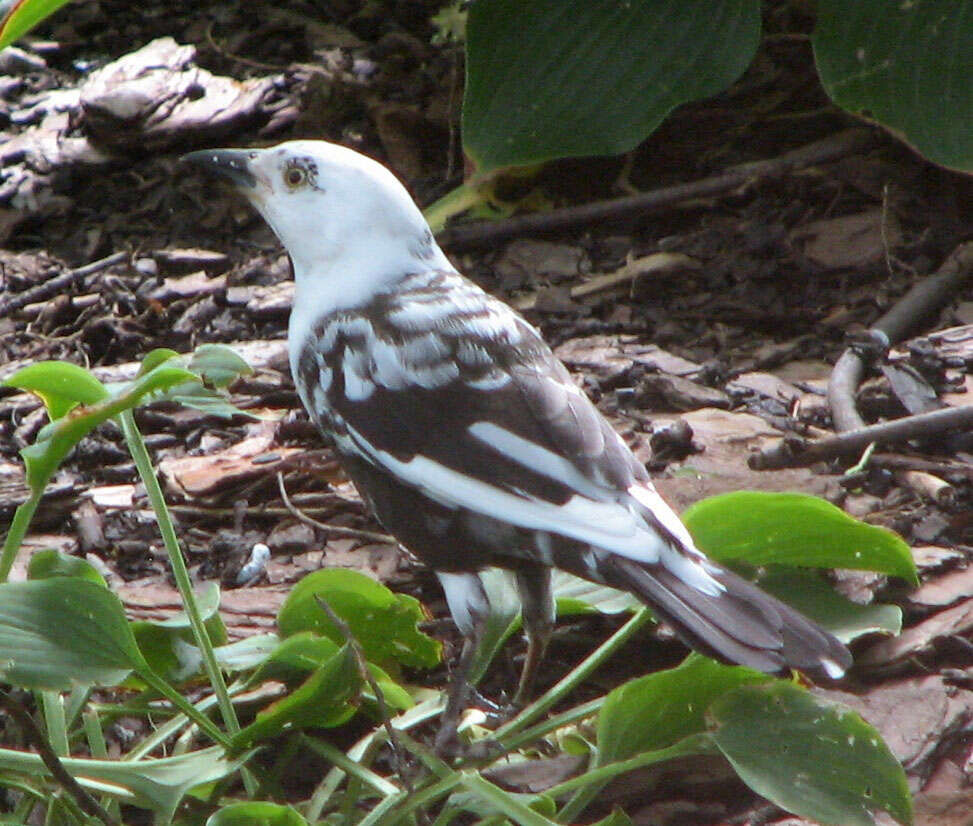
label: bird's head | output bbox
[181,141,449,312]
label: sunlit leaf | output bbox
[137,348,181,376]
[278,569,441,671]
[249,631,342,686]
[682,492,917,584]
[3,361,109,420]
[0,0,74,50]
[710,681,913,826]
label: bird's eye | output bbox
[284,166,307,188]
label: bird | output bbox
[181,140,851,749]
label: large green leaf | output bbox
[596,655,769,765]
[682,492,917,584]
[710,681,913,826]
[278,569,441,671]
[813,0,972,172]
[462,0,760,176]
[0,577,142,689]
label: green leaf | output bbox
[709,682,913,826]
[278,569,441,671]
[551,570,641,616]
[214,633,280,672]
[757,568,901,644]
[232,642,361,747]
[27,549,107,586]
[137,348,181,376]
[366,661,414,712]
[4,361,109,420]
[0,0,75,53]
[597,655,769,765]
[462,0,760,176]
[161,381,256,420]
[0,578,142,689]
[249,631,342,686]
[813,0,973,173]
[188,343,253,388]
[589,810,634,826]
[468,569,524,685]
[130,582,226,684]
[0,743,243,818]
[206,802,309,826]
[130,622,203,685]
[682,492,917,584]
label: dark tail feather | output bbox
[599,555,851,681]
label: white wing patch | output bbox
[468,421,609,501]
[347,423,668,565]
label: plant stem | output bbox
[119,410,239,736]
[0,488,43,582]
[423,182,487,233]
[494,608,653,742]
[556,735,715,823]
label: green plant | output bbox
[0,345,916,826]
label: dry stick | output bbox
[0,251,128,317]
[0,690,119,826]
[754,241,973,470]
[276,472,395,544]
[828,241,973,433]
[751,405,973,470]
[435,128,874,250]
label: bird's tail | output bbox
[577,550,852,681]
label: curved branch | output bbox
[827,241,973,432]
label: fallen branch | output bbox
[436,129,874,250]
[827,241,973,432]
[750,404,973,470]
[0,251,128,317]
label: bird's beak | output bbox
[180,148,259,189]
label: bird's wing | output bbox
[296,270,700,571]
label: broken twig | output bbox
[751,404,973,470]
[0,251,128,317]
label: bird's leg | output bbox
[434,571,490,756]
[512,566,555,708]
